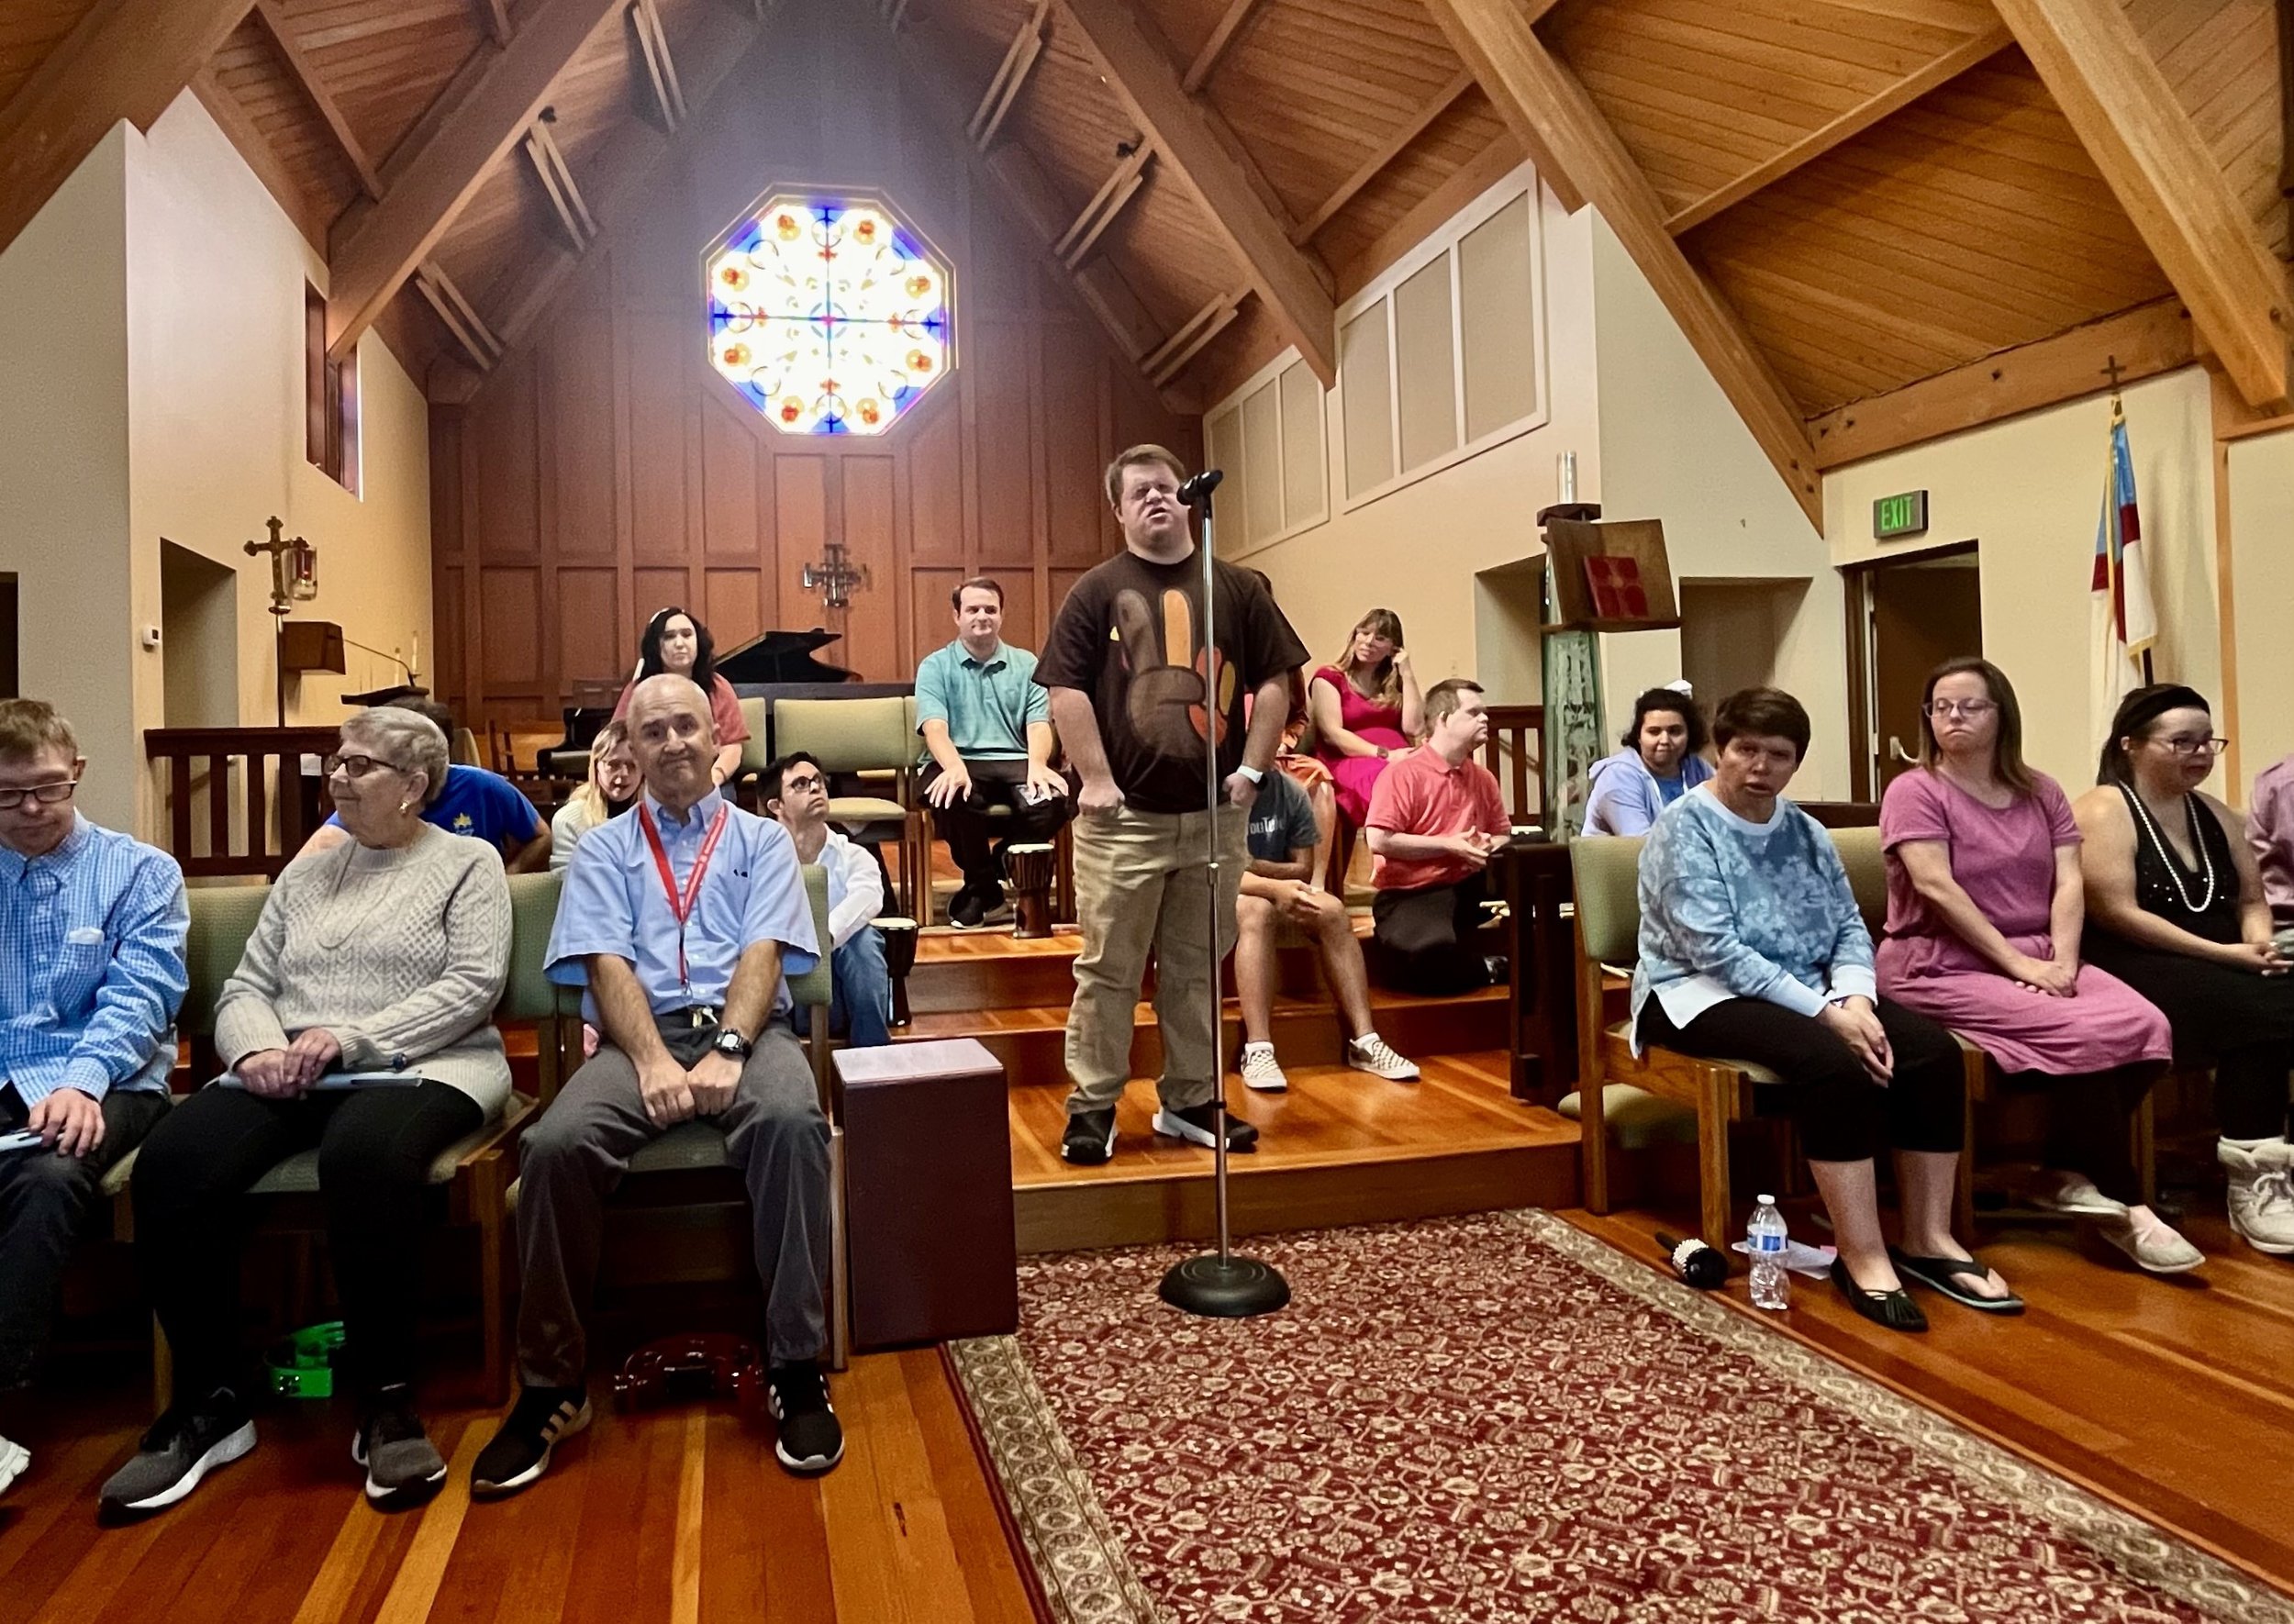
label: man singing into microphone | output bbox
[1035,445,1308,1164]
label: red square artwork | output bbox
[1584,556,1649,619]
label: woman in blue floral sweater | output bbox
[1631,687,2019,1331]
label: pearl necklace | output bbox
[2122,783,2217,917]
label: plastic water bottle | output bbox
[1747,1195,1789,1311]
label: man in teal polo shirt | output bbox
[915,577,1073,928]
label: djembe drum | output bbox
[1007,843,1056,940]
[874,916,919,1027]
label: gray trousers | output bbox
[514,1017,830,1383]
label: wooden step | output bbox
[908,927,1088,1012]
[1008,1051,1578,1252]
[898,984,1508,1085]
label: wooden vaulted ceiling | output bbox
[0,0,2284,518]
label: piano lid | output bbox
[712,626,855,685]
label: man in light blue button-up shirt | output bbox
[0,700,186,1495]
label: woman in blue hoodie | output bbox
[1584,685,1715,835]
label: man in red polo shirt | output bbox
[1364,678,1510,994]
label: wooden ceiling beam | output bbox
[251,0,384,200]
[1806,297,2195,470]
[475,0,513,46]
[1292,69,1474,246]
[414,259,504,373]
[523,111,596,250]
[191,65,331,254]
[631,0,687,131]
[1665,25,2010,237]
[0,0,250,260]
[969,0,1050,150]
[1993,0,2288,407]
[1056,139,1153,268]
[1055,0,1337,387]
[1181,0,1265,95]
[1420,0,1818,524]
[324,0,627,363]
[1144,286,1247,385]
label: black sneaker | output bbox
[1062,1107,1119,1165]
[1152,1102,1260,1152]
[352,1385,448,1509]
[97,1388,256,1518]
[471,1385,591,1498]
[948,884,988,929]
[766,1363,843,1474]
[976,880,1011,925]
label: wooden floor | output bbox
[0,1347,1040,1624]
[1568,1203,2294,1596]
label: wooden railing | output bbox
[146,727,339,880]
[1482,705,1544,824]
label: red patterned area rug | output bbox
[952,1210,2294,1624]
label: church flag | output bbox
[2089,401,2156,732]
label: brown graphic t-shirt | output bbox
[1033,550,1309,815]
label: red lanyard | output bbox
[638,802,730,990]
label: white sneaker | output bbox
[1238,1043,1287,1092]
[2220,1137,2294,1254]
[1346,1032,1420,1083]
[0,1434,27,1497]
[2017,1168,2128,1218]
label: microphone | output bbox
[1654,1231,1728,1290]
[1177,469,1224,506]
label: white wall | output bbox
[0,126,136,830]
[1823,367,2219,796]
[2228,426,2294,792]
[0,96,435,840]
[1249,175,1600,691]
[1589,217,1849,798]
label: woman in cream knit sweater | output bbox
[106,706,511,1521]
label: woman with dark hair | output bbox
[1877,661,2188,1271]
[1308,607,1422,829]
[2074,684,2294,1257]
[610,607,751,786]
[1584,684,1714,835]
[1634,686,2014,1329]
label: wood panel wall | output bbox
[429,6,1199,727]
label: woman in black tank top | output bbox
[2075,685,2294,1260]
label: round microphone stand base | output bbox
[1158,1250,1290,1318]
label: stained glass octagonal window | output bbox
[706,193,952,436]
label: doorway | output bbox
[1843,543,1981,800]
[160,541,239,728]
[1,573,16,699]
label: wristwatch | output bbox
[1376,747,1390,760]
[712,1029,752,1061]
[1236,764,1265,785]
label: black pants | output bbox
[1637,995,1964,1163]
[0,1085,171,1388]
[923,759,1074,891]
[132,1081,484,1402]
[1371,873,1493,996]
[1999,1064,2162,1206]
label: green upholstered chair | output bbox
[772,696,920,915]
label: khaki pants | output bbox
[1063,804,1245,1116]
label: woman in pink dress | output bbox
[1877,658,2193,1273]
[1308,608,1423,829]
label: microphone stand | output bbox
[1157,469,1290,1319]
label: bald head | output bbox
[627,673,718,813]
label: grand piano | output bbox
[542,627,858,774]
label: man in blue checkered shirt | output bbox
[0,700,188,1498]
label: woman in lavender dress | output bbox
[1876,660,2188,1273]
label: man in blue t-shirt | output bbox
[305,699,551,872]
[1233,768,1418,1094]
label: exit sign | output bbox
[1874,490,1929,539]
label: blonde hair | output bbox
[1103,443,1188,508]
[1331,608,1407,710]
[567,720,632,823]
[0,698,78,762]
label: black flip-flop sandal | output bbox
[1888,1248,2025,1315]
[1829,1257,1927,1332]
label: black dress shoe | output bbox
[1830,1257,1927,1332]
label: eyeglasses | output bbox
[323,752,411,779]
[0,779,78,810]
[1923,699,1997,719]
[782,773,826,793]
[2155,735,2229,757]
